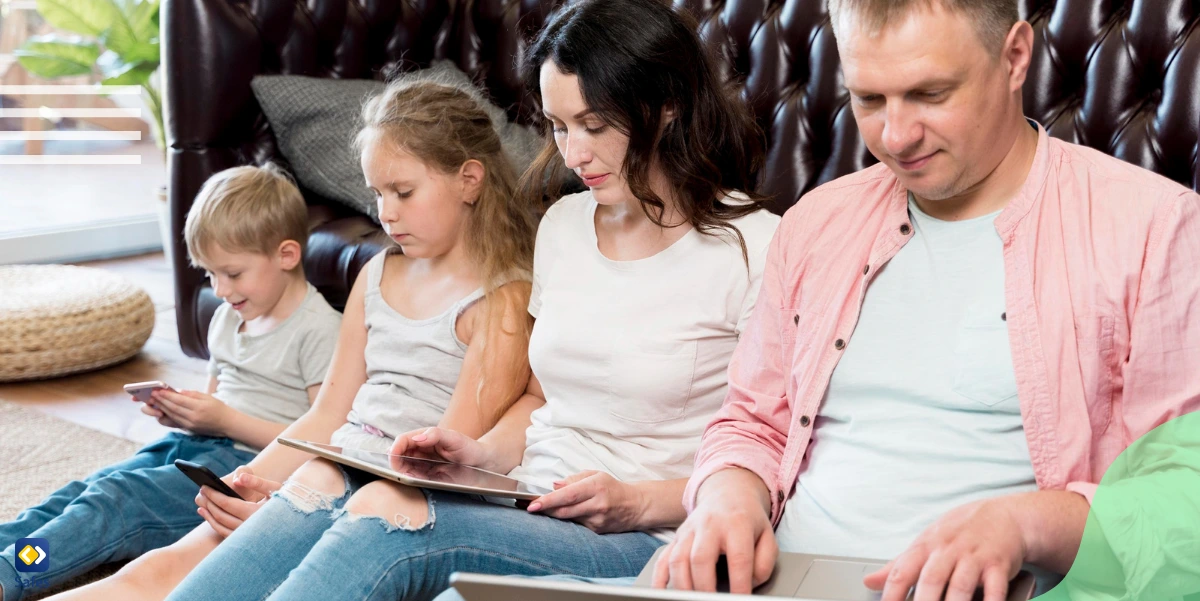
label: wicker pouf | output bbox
[0,265,155,382]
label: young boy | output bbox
[0,165,342,601]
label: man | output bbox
[654,1,1200,600]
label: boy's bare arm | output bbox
[218,409,290,451]
[219,384,319,451]
[165,378,293,450]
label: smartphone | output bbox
[174,460,244,500]
[123,380,175,403]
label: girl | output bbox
[164,1,781,600]
[46,80,537,601]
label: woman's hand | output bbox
[151,389,232,437]
[195,466,282,538]
[389,427,494,470]
[526,471,648,534]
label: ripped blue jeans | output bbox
[164,464,663,601]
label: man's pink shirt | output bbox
[686,124,1200,524]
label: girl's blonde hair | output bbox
[355,79,536,294]
[355,80,537,415]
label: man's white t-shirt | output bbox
[775,198,1038,558]
[508,191,780,528]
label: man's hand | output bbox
[864,498,1025,601]
[151,389,232,437]
[653,468,778,594]
[865,490,1089,601]
[195,466,282,538]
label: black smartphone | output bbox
[174,459,244,500]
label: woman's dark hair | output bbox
[518,0,768,261]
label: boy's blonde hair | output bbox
[184,164,309,269]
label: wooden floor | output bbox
[0,252,208,444]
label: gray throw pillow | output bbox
[251,61,548,219]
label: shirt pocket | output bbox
[952,307,1019,407]
[605,339,698,424]
[1074,313,1116,433]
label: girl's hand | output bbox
[195,466,282,538]
[151,389,232,437]
[526,471,648,534]
[389,427,493,470]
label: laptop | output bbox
[450,548,1036,601]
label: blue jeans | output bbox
[0,432,255,601]
[165,466,665,601]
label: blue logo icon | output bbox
[15,538,48,572]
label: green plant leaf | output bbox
[14,37,101,78]
[100,0,160,65]
[35,0,114,38]
[103,34,160,65]
[129,0,160,44]
[97,50,155,85]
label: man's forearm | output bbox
[696,467,773,517]
[1008,489,1090,574]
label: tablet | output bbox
[276,438,549,500]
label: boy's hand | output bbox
[151,389,231,437]
[139,401,185,429]
[196,466,282,538]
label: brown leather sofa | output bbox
[163,0,1200,359]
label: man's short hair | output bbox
[827,0,1019,52]
[184,163,309,269]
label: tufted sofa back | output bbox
[164,0,1200,357]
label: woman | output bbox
[164,1,780,600]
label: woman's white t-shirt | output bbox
[508,191,780,515]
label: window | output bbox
[1,0,165,264]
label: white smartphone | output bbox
[123,380,175,403]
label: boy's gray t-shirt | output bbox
[206,282,341,452]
